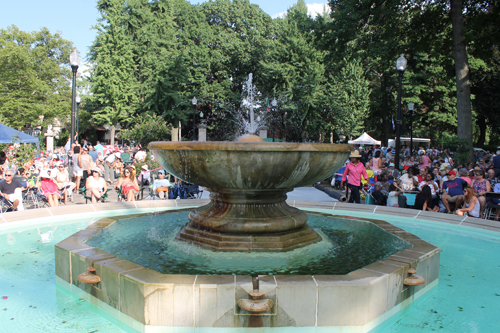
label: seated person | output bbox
[441,171,468,213]
[86,167,108,203]
[0,169,24,211]
[36,170,61,207]
[371,182,386,205]
[388,163,400,179]
[471,169,491,213]
[456,188,480,218]
[417,167,428,183]
[414,185,439,212]
[153,170,171,199]
[170,177,187,199]
[458,168,472,185]
[387,183,407,208]
[54,162,76,205]
[486,169,499,189]
[491,182,500,221]
[418,173,439,199]
[117,166,140,201]
[397,167,418,191]
[13,168,28,188]
[137,165,151,186]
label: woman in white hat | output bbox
[340,150,369,204]
[85,167,108,203]
[36,169,61,207]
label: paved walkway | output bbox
[20,181,348,210]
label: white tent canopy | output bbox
[348,132,381,146]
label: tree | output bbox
[260,6,327,141]
[471,53,500,146]
[0,26,73,129]
[118,113,171,147]
[450,0,473,155]
[89,0,140,145]
[328,59,371,139]
[326,0,412,143]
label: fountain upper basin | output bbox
[148,141,353,190]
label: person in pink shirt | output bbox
[340,150,369,203]
[420,151,430,168]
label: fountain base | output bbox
[176,223,322,252]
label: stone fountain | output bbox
[149,136,352,251]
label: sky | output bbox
[0,0,329,62]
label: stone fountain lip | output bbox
[148,141,354,152]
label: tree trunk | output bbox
[450,0,473,159]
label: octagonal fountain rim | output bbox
[148,141,355,152]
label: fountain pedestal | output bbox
[180,187,322,251]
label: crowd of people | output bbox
[0,139,191,211]
[341,145,500,220]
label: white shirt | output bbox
[153,178,171,190]
[105,154,116,163]
[135,151,146,162]
[418,180,438,196]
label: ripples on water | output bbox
[86,212,412,275]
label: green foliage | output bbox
[89,0,140,128]
[471,52,500,146]
[328,59,371,138]
[0,25,73,129]
[84,0,499,144]
[10,135,38,164]
[134,152,160,172]
[260,13,327,141]
[441,134,474,166]
[118,114,171,147]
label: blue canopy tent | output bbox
[0,123,40,150]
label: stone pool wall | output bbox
[52,200,441,332]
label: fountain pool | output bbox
[1,201,499,332]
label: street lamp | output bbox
[408,102,414,155]
[271,98,277,142]
[395,54,407,170]
[76,94,81,143]
[192,97,197,141]
[70,48,80,145]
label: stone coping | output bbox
[148,141,354,152]
[54,207,441,329]
[2,199,499,235]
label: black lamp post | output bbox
[70,49,80,145]
[395,54,407,171]
[408,102,414,156]
[76,94,81,143]
[271,98,277,142]
[192,97,197,141]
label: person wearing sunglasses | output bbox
[85,167,108,203]
[0,169,24,211]
[116,166,140,201]
[54,162,75,205]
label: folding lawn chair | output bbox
[185,184,203,199]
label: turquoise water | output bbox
[86,212,412,275]
[0,209,499,332]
